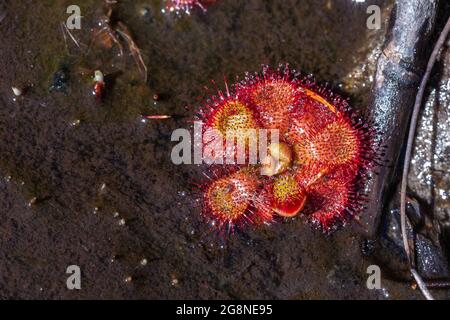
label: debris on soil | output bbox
[49,64,70,93]
[93,70,106,100]
[11,86,22,96]
[91,0,148,83]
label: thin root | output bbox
[61,22,82,52]
[116,21,148,83]
[400,16,450,301]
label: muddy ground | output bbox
[0,0,448,299]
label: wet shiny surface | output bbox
[0,0,448,299]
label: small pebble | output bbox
[171,278,179,286]
[12,86,22,96]
[94,70,104,82]
[140,258,148,266]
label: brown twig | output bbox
[400,16,450,301]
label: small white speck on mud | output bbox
[140,258,148,266]
[70,119,80,127]
[93,207,99,214]
[28,197,37,207]
[138,115,150,124]
[113,211,120,218]
[124,276,132,283]
[171,278,179,286]
[118,218,126,226]
[380,287,390,298]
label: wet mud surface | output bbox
[0,0,448,299]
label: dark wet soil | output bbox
[0,0,447,299]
